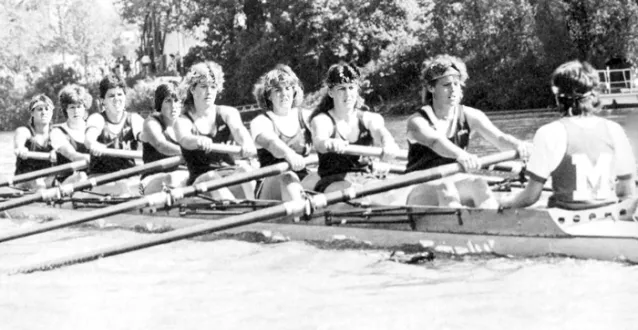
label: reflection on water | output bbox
[0,109,637,330]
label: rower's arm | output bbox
[310,113,344,153]
[363,112,398,148]
[130,113,144,149]
[174,117,199,150]
[221,106,257,157]
[499,179,544,208]
[13,126,31,156]
[84,113,106,151]
[142,117,181,156]
[465,107,530,156]
[363,112,400,160]
[407,115,468,159]
[251,115,292,159]
[50,128,89,161]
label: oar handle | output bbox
[204,143,243,155]
[342,145,408,161]
[99,149,142,160]
[23,151,52,161]
[487,161,524,174]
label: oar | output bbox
[486,160,524,174]
[339,145,408,161]
[0,160,89,188]
[23,151,53,161]
[11,150,517,274]
[0,154,319,244]
[0,156,177,212]
[3,149,146,189]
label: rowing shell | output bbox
[4,193,638,264]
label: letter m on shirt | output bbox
[571,153,613,201]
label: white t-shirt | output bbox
[526,117,635,182]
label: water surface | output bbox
[1,109,637,330]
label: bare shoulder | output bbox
[407,112,428,130]
[217,105,240,117]
[462,106,489,121]
[310,112,331,125]
[15,126,31,136]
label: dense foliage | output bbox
[173,0,638,112]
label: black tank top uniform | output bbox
[180,111,235,185]
[52,124,90,182]
[314,110,374,192]
[14,126,53,175]
[256,109,311,180]
[141,113,181,179]
[89,112,139,175]
[53,124,89,166]
[406,105,470,173]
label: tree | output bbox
[118,0,198,71]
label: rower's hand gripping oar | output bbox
[0,155,182,212]
[0,154,319,245]
[11,150,517,274]
[1,148,145,189]
[0,160,89,188]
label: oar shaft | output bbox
[12,151,516,274]
[0,160,89,188]
[0,192,44,211]
[99,149,142,159]
[342,145,408,161]
[0,156,319,244]
[24,151,51,161]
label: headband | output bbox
[429,66,461,82]
[30,101,50,111]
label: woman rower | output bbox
[85,74,144,196]
[174,61,257,199]
[138,82,189,194]
[250,64,312,202]
[405,54,531,208]
[13,94,56,189]
[50,84,92,185]
[309,62,401,203]
[499,60,635,209]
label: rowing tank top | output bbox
[14,126,53,175]
[406,105,470,173]
[180,110,235,185]
[317,110,373,178]
[52,123,89,166]
[142,113,179,164]
[549,117,617,208]
[256,109,311,178]
[89,112,139,174]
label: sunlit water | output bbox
[1,109,638,330]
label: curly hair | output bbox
[253,64,304,113]
[154,82,181,113]
[181,61,225,111]
[310,62,365,121]
[98,74,127,99]
[551,60,601,116]
[420,54,468,104]
[58,84,93,119]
